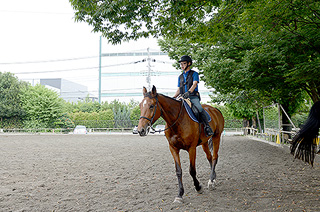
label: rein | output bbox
[139,94,184,133]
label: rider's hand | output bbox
[182,91,190,99]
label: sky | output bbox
[0,0,212,103]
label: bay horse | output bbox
[291,101,320,166]
[138,86,224,203]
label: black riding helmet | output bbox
[178,55,192,66]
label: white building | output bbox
[40,78,96,103]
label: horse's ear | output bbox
[143,87,147,96]
[151,85,157,96]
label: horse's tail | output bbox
[290,101,320,166]
[208,137,213,152]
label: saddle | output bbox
[177,97,211,123]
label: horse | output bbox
[137,86,225,203]
[291,101,320,166]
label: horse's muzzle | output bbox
[138,127,147,136]
[138,125,150,137]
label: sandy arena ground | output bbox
[0,134,319,211]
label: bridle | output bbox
[139,94,184,133]
[139,94,159,125]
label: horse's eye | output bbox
[149,105,154,109]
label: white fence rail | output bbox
[242,127,300,144]
[0,128,133,134]
[1,127,245,135]
[2,127,315,147]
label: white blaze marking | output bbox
[143,99,147,108]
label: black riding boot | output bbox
[200,111,214,136]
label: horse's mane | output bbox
[145,92,180,103]
[159,93,181,102]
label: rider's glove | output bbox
[182,91,190,99]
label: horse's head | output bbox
[138,85,161,136]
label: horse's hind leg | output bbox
[202,137,220,190]
[188,147,203,193]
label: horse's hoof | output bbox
[207,179,216,190]
[197,185,204,194]
[173,197,183,203]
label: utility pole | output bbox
[98,48,168,98]
[99,36,102,104]
[146,48,151,90]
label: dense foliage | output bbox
[65,98,139,128]
[0,72,143,129]
[70,0,319,125]
[20,84,65,128]
[157,0,319,123]
[0,72,27,123]
[70,110,114,128]
[70,0,221,44]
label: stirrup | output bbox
[205,126,214,136]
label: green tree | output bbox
[20,84,64,128]
[70,0,220,44]
[98,109,114,128]
[113,106,131,128]
[0,72,27,122]
[70,0,319,100]
[70,0,319,128]
[157,0,318,130]
[70,110,115,128]
[55,113,75,129]
[78,96,100,112]
[130,105,140,126]
[65,96,101,113]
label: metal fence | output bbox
[242,127,299,144]
[0,119,245,134]
[0,127,246,136]
[0,127,134,134]
[1,126,310,146]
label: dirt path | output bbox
[0,134,319,211]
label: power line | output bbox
[0,56,98,65]
[13,66,97,74]
[0,10,72,15]
[11,60,146,74]
[21,76,99,83]
[0,52,171,65]
[11,59,172,75]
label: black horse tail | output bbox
[208,137,213,152]
[290,101,320,166]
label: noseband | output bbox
[139,94,184,132]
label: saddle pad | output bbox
[183,101,212,123]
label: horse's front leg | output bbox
[188,147,203,193]
[169,145,184,203]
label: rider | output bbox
[173,55,214,136]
